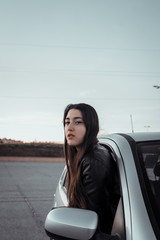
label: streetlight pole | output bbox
[153,85,160,89]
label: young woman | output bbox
[63,103,120,236]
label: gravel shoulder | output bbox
[0,156,65,162]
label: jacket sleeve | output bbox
[80,148,114,212]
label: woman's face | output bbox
[64,109,86,149]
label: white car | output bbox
[45,132,160,240]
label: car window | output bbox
[100,144,125,239]
[137,141,160,230]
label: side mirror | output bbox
[44,207,98,240]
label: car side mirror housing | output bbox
[44,207,98,240]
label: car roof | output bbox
[99,132,160,143]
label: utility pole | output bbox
[130,114,134,133]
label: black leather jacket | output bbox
[80,141,120,234]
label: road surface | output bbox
[0,161,65,240]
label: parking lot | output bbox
[0,160,65,240]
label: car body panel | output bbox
[53,166,68,207]
[99,134,157,240]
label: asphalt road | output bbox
[0,161,65,240]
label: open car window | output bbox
[100,143,125,239]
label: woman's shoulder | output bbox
[92,142,111,159]
[82,142,112,167]
[81,142,114,181]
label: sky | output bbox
[0,0,160,143]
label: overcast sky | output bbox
[0,0,160,142]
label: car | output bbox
[45,132,160,240]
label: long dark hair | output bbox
[63,103,99,208]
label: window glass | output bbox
[137,142,160,228]
[62,167,67,191]
[63,172,67,190]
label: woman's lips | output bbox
[67,134,74,139]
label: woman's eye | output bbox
[75,121,83,125]
[65,121,70,125]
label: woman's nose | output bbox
[68,122,74,129]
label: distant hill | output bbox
[0,138,23,144]
[0,139,64,157]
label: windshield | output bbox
[137,141,160,231]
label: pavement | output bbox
[0,161,65,240]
